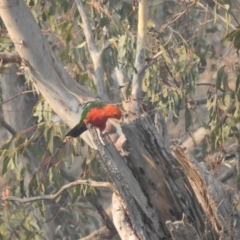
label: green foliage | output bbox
[0,96,102,237]
[223,28,240,53]
[0,205,45,240]
[1,0,240,238]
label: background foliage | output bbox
[1,0,240,239]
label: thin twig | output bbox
[197,2,236,30]
[142,50,163,72]
[2,180,115,203]
[196,83,216,87]
[0,90,36,106]
[0,117,17,135]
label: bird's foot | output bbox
[100,131,107,138]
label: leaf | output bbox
[223,29,239,42]
[2,157,10,176]
[31,10,39,23]
[75,41,87,49]
[42,11,47,22]
[234,33,240,51]
[62,0,69,13]
[20,179,26,198]
[117,35,127,59]
[48,128,54,154]
[37,201,45,218]
[213,5,217,24]
[49,167,53,184]
[223,94,231,107]
[33,101,43,123]
[112,13,121,31]
[43,101,52,121]
[160,45,171,65]
[29,220,40,231]
[55,195,61,203]
[52,166,63,187]
[236,74,240,92]
[100,17,109,27]
[185,108,192,132]
[216,66,225,90]
[142,70,150,92]
[8,158,16,170]
[65,22,74,44]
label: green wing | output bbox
[80,101,107,123]
[65,101,107,138]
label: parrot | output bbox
[66,101,122,138]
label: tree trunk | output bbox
[89,114,240,239]
[0,0,96,148]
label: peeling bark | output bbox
[166,214,201,240]
[112,193,139,240]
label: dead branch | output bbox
[88,125,163,240]
[171,142,240,239]
[91,114,240,239]
[1,180,115,203]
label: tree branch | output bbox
[88,124,164,239]
[75,0,98,54]
[130,0,148,112]
[0,90,36,106]
[142,50,163,72]
[1,180,115,203]
[75,0,108,101]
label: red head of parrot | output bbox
[66,101,122,138]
